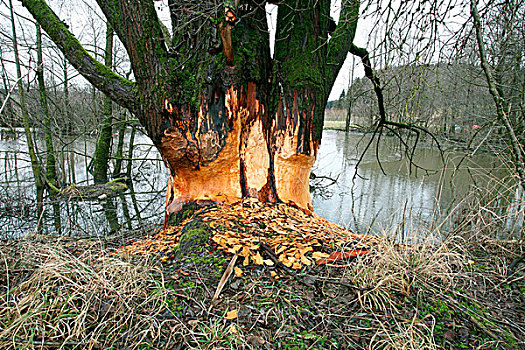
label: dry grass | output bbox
[0,211,523,349]
[0,241,179,349]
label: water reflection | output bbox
[0,128,511,238]
[312,130,510,235]
[0,129,169,238]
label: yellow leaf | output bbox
[300,246,313,255]
[292,262,302,270]
[241,246,251,258]
[275,245,288,255]
[312,252,330,259]
[234,267,243,277]
[270,271,277,277]
[282,259,293,268]
[229,324,238,334]
[243,255,250,266]
[225,310,238,320]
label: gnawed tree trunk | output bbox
[22,0,359,222]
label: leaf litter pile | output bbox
[117,201,379,270]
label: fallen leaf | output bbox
[225,310,238,320]
[263,259,275,266]
[178,269,190,276]
[312,251,330,259]
[241,246,251,258]
[282,259,293,268]
[229,324,238,334]
[300,255,311,266]
[300,246,313,255]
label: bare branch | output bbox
[350,43,444,174]
[20,0,138,112]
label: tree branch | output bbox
[349,43,444,174]
[326,0,360,89]
[20,0,138,112]
[95,0,169,84]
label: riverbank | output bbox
[1,203,523,349]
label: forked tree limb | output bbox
[326,0,360,89]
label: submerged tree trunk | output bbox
[36,23,62,234]
[9,0,45,232]
[22,0,359,220]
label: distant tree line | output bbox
[326,63,500,134]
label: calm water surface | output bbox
[0,128,511,238]
[312,130,510,235]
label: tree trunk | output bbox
[36,23,62,234]
[346,56,356,132]
[92,23,115,184]
[9,0,45,232]
[113,111,127,177]
[22,0,359,219]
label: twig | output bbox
[210,254,237,308]
[260,242,287,269]
[0,76,22,116]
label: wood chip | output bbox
[225,310,238,320]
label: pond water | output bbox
[0,128,515,238]
[312,130,513,236]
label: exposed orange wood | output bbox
[274,153,315,211]
[161,83,320,217]
[243,119,270,196]
[316,250,370,265]
[272,96,317,211]
[219,23,234,65]
[163,87,243,214]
